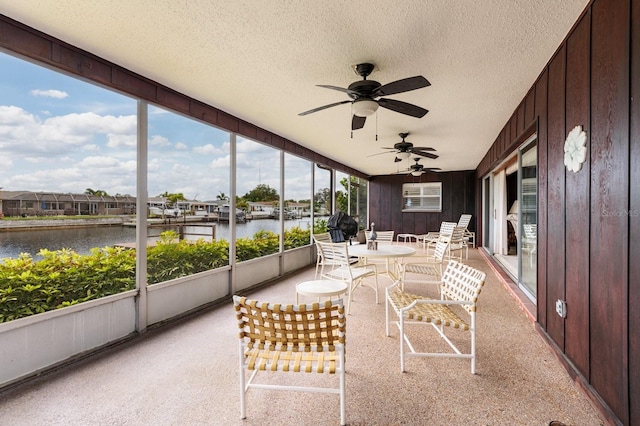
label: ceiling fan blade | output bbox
[298,100,351,116]
[366,151,394,157]
[372,76,431,97]
[352,115,366,130]
[411,150,439,160]
[410,146,436,151]
[378,98,429,118]
[317,85,360,96]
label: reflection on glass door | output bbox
[518,140,537,298]
[482,176,492,250]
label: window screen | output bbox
[402,182,442,212]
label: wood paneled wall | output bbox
[368,171,476,235]
[477,0,638,424]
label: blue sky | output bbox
[0,52,314,201]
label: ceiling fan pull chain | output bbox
[374,111,378,140]
[351,104,354,139]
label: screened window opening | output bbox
[402,182,442,212]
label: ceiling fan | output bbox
[369,132,439,160]
[396,158,441,176]
[298,63,430,131]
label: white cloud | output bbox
[149,135,171,146]
[193,143,223,155]
[175,142,188,150]
[0,106,136,156]
[121,160,137,173]
[107,133,136,148]
[78,156,120,168]
[30,89,69,99]
[82,144,100,152]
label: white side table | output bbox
[296,279,349,304]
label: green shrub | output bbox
[313,218,328,234]
[0,227,314,323]
[284,226,311,250]
[0,247,136,323]
[147,238,229,283]
[236,230,279,261]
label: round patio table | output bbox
[295,279,349,304]
[347,244,416,281]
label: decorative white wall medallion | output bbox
[564,125,587,172]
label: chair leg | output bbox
[400,314,406,373]
[373,273,379,304]
[239,342,246,419]
[339,350,346,426]
[471,312,476,374]
[385,295,390,336]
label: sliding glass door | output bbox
[482,135,537,303]
[518,139,537,298]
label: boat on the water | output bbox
[217,205,246,223]
[149,206,182,218]
[269,208,297,220]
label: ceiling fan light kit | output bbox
[352,99,379,117]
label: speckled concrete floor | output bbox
[0,247,604,426]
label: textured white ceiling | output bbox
[0,0,589,176]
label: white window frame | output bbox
[402,182,442,212]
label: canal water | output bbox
[0,218,314,261]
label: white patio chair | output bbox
[317,241,378,314]
[400,238,450,293]
[313,232,334,278]
[365,230,395,245]
[234,296,346,425]
[448,225,469,260]
[364,229,398,278]
[418,221,456,253]
[456,214,475,248]
[385,260,486,373]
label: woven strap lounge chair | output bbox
[385,260,486,373]
[418,221,456,253]
[234,296,347,425]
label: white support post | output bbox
[135,100,148,332]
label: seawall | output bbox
[0,217,126,232]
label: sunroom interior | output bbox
[1,1,638,425]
